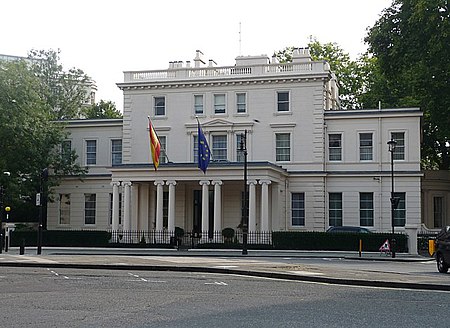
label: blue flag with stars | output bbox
[197,120,210,173]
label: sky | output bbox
[1,0,392,112]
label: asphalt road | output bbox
[0,266,448,328]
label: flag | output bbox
[148,117,161,170]
[197,119,210,173]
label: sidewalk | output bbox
[0,247,445,291]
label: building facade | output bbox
[47,49,423,240]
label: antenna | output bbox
[239,22,242,56]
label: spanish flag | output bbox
[148,117,161,170]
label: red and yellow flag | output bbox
[148,117,161,170]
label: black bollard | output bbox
[4,235,8,252]
[19,239,25,255]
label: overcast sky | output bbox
[2,0,392,112]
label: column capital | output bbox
[199,180,211,186]
[248,179,258,186]
[166,180,177,186]
[259,179,272,186]
[122,181,132,187]
[212,180,223,186]
[111,181,121,187]
[154,180,165,186]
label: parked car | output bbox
[326,226,372,233]
[435,226,450,273]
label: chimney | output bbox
[208,59,217,67]
[292,47,311,62]
[194,50,205,68]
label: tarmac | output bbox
[0,247,448,292]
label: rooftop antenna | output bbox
[239,22,242,56]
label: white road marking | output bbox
[212,265,239,269]
[289,270,324,276]
[205,281,228,286]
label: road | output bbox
[0,266,447,327]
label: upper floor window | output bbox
[111,139,122,165]
[85,140,97,165]
[328,134,342,161]
[236,134,244,162]
[194,95,204,115]
[214,94,226,114]
[84,193,96,225]
[154,96,166,116]
[276,133,290,161]
[193,135,199,163]
[292,193,305,226]
[277,91,289,112]
[61,140,72,163]
[391,132,405,160]
[360,192,374,226]
[329,192,343,227]
[159,136,167,164]
[212,135,227,161]
[359,133,373,161]
[236,93,246,113]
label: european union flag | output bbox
[198,121,210,173]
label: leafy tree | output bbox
[28,49,93,120]
[83,100,122,119]
[365,0,450,169]
[0,59,86,222]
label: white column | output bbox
[122,181,132,233]
[154,180,165,230]
[200,180,210,235]
[212,180,223,234]
[131,183,139,232]
[259,180,272,231]
[248,180,257,232]
[111,181,120,232]
[166,180,177,232]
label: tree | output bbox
[83,100,122,119]
[28,49,93,120]
[0,59,86,222]
[365,0,450,169]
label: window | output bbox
[59,194,70,225]
[109,193,122,225]
[359,133,373,161]
[212,135,227,161]
[193,135,198,163]
[194,95,204,115]
[360,192,374,226]
[159,136,167,164]
[61,140,72,163]
[84,193,96,225]
[434,196,444,228]
[236,93,246,113]
[276,133,290,161]
[86,140,97,165]
[236,134,244,162]
[111,139,122,165]
[277,91,289,112]
[391,132,405,160]
[292,193,305,226]
[214,94,226,114]
[154,96,166,116]
[394,192,406,227]
[329,193,342,227]
[328,134,342,161]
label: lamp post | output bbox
[37,168,48,255]
[240,130,248,255]
[0,171,11,254]
[387,139,397,258]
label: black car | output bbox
[435,226,450,273]
[326,226,372,233]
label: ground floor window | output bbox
[291,193,305,226]
[329,192,342,226]
[359,192,374,226]
[84,193,96,225]
[394,192,406,227]
[434,196,444,228]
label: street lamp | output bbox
[387,139,398,258]
[240,130,248,255]
[0,171,11,254]
[37,168,49,255]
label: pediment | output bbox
[203,118,234,127]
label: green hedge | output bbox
[273,231,408,252]
[11,230,111,247]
